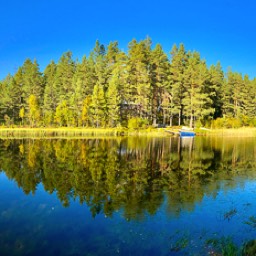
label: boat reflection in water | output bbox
[179,126,196,137]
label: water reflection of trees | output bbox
[0,137,256,219]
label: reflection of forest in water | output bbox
[1,137,256,219]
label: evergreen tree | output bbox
[208,62,224,119]
[183,52,213,127]
[0,75,21,123]
[54,52,75,104]
[22,59,44,110]
[244,76,256,119]
[106,75,120,127]
[93,40,107,91]
[150,44,170,125]
[81,96,92,127]
[43,61,57,125]
[127,38,151,118]
[169,43,187,126]
[90,83,106,127]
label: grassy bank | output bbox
[195,127,256,137]
[1,127,256,138]
[0,127,170,139]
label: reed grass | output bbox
[196,127,256,137]
[1,127,256,138]
[0,127,169,138]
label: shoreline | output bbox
[0,127,256,138]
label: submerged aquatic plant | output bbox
[223,208,237,221]
[244,216,256,228]
[242,240,256,256]
[205,237,240,256]
[169,231,189,252]
[170,237,189,252]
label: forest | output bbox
[1,38,255,128]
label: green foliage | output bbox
[212,117,244,128]
[242,240,256,255]
[90,83,106,127]
[0,38,256,128]
[128,117,149,129]
[55,101,70,126]
[27,95,41,127]
[244,216,256,228]
[205,237,240,256]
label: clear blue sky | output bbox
[1,0,256,79]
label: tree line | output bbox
[1,38,255,128]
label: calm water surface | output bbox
[1,137,256,255]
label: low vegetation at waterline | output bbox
[1,38,256,129]
[0,127,170,138]
[1,126,256,138]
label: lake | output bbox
[1,137,256,255]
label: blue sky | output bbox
[1,0,256,79]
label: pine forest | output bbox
[1,38,255,129]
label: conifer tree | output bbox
[106,75,120,127]
[54,52,75,104]
[90,83,106,127]
[169,43,187,126]
[22,59,44,108]
[243,75,256,119]
[127,38,151,118]
[0,75,21,123]
[183,52,213,127]
[81,96,92,127]
[43,61,57,125]
[150,44,170,125]
[93,40,107,91]
[208,62,224,119]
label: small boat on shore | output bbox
[179,126,196,137]
[179,130,195,137]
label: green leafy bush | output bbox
[128,117,149,129]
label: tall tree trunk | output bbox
[189,114,193,128]
[169,115,173,127]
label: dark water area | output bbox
[1,137,256,255]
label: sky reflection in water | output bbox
[1,137,256,255]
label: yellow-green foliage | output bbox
[128,118,149,129]
[211,117,256,129]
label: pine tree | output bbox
[106,75,120,127]
[90,83,106,127]
[0,75,21,123]
[54,52,75,105]
[183,52,213,127]
[150,44,170,125]
[22,59,44,108]
[93,40,107,91]
[169,43,187,126]
[127,38,151,118]
[222,70,243,118]
[243,75,256,119]
[81,96,92,127]
[43,61,57,125]
[208,62,224,119]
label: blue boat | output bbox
[179,130,196,137]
